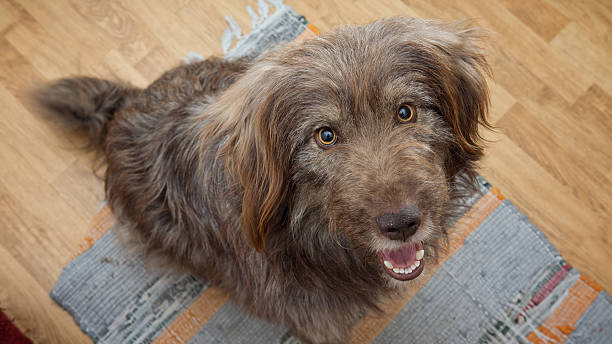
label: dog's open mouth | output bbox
[378,243,425,281]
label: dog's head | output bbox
[216,17,490,285]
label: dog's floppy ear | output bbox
[394,18,492,173]
[434,21,491,161]
[216,65,291,251]
[239,103,290,252]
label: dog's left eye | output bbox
[316,127,337,147]
[397,104,416,123]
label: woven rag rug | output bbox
[51,2,612,343]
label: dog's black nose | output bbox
[376,205,421,240]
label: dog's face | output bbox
[219,17,489,286]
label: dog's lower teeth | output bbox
[389,267,418,275]
[383,247,425,275]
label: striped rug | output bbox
[51,2,611,343]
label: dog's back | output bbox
[35,57,251,272]
[35,58,249,152]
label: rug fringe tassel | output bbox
[221,0,285,54]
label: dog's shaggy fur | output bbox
[37,17,490,343]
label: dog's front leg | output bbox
[283,303,364,344]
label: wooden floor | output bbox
[0,0,610,342]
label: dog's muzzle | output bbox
[375,205,425,281]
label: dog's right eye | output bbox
[397,104,416,123]
[316,127,337,147]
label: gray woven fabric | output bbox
[223,1,307,60]
[441,201,567,315]
[50,229,207,343]
[188,302,290,344]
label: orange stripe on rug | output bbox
[71,204,115,259]
[306,23,320,36]
[526,275,602,343]
[349,192,502,344]
[153,286,230,344]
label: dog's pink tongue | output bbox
[381,244,417,267]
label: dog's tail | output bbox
[34,77,140,150]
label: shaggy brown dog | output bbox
[37,17,490,343]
